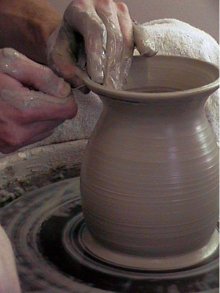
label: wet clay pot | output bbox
[80,56,219,271]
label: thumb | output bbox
[47,24,84,87]
[133,23,157,57]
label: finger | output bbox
[95,0,123,89]
[133,23,158,57]
[0,48,71,97]
[63,0,107,84]
[47,24,84,87]
[0,73,78,123]
[116,2,134,88]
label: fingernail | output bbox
[58,81,71,97]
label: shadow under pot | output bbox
[80,55,219,271]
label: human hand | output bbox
[47,0,134,89]
[0,48,77,154]
[133,22,158,57]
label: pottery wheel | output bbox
[0,177,218,293]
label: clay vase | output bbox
[80,55,219,271]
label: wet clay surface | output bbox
[81,55,219,270]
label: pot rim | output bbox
[82,55,219,103]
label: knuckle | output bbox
[43,67,56,83]
[69,0,86,10]
[91,17,105,33]
[99,0,112,7]
[73,0,86,5]
[98,0,115,13]
[39,66,58,90]
[117,2,129,13]
[63,0,88,28]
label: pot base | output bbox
[1,177,218,292]
[82,227,219,271]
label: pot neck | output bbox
[99,95,211,132]
[101,92,207,114]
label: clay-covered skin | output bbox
[47,0,134,89]
[81,56,219,270]
[133,23,157,57]
[0,225,21,293]
[0,48,77,153]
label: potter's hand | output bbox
[47,0,134,89]
[0,48,77,154]
[133,22,158,57]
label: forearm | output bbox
[0,0,61,64]
[0,225,21,293]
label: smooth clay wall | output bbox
[48,0,219,41]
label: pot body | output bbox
[80,56,219,266]
[81,97,218,257]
